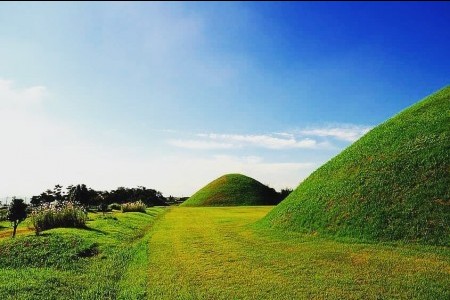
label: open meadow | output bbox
[0,208,165,299]
[147,207,450,299]
[0,206,449,299]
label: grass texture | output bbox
[0,208,165,300]
[261,86,450,245]
[147,207,450,299]
[181,173,279,207]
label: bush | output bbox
[108,203,121,211]
[121,201,146,213]
[0,209,7,222]
[30,201,88,235]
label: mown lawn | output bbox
[0,207,166,300]
[147,206,450,299]
[1,206,448,299]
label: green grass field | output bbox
[1,206,449,299]
[147,207,449,299]
[0,208,165,300]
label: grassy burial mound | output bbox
[262,86,450,245]
[181,173,280,207]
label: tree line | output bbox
[30,184,168,208]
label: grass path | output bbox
[147,207,450,299]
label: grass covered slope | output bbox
[181,173,279,206]
[262,86,450,245]
[0,208,165,299]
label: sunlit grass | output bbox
[0,207,165,300]
[147,206,450,299]
[263,86,450,245]
[1,206,448,299]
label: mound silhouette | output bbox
[181,174,280,207]
[261,86,450,245]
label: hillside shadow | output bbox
[82,226,107,235]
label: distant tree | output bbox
[30,195,42,207]
[99,202,108,215]
[102,186,167,206]
[30,188,57,207]
[52,184,64,203]
[7,198,28,238]
[98,195,108,215]
[87,188,100,206]
[279,188,293,201]
[68,184,91,207]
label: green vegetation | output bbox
[108,203,121,211]
[0,207,165,299]
[30,202,87,235]
[30,184,168,209]
[0,206,448,299]
[121,201,147,213]
[147,207,450,299]
[0,235,95,269]
[6,198,27,237]
[181,173,280,206]
[261,86,450,245]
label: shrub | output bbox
[7,198,28,238]
[98,201,110,214]
[0,209,7,222]
[108,203,121,211]
[30,201,87,235]
[121,201,146,213]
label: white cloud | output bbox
[205,133,319,149]
[299,124,372,142]
[0,79,47,108]
[167,139,234,150]
[169,133,324,150]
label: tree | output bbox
[99,202,108,215]
[279,188,293,202]
[7,198,28,238]
[52,184,64,203]
[68,184,90,207]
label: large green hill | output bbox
[181,174,280,207]
[261,86,450,245]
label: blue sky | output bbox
[0,2,449,198]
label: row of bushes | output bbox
[4,200,148,238]
[106,201,147,213]
[31,201,148,233]
[0,198,147,237]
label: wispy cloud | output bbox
[167,124,372,151]
[201,133,319,149]
[299,124,373,142]
[0,79,47,108]
[167,139,234,150]
[170,133,324,150]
